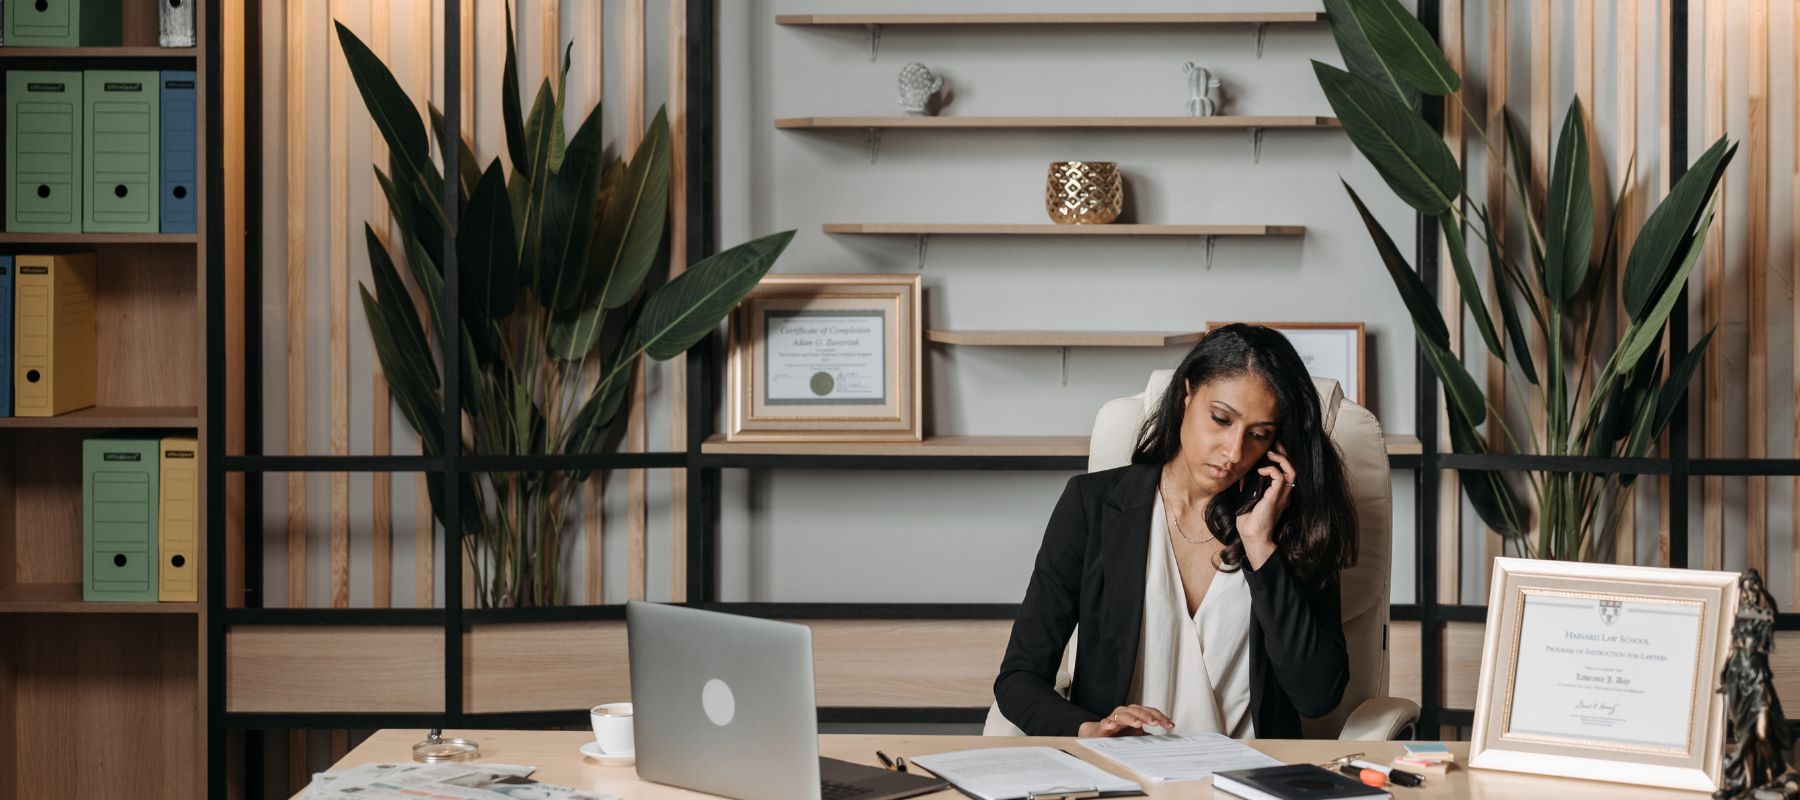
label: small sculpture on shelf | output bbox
[1184,62,1223,117]
[898,62,945,116]
[1715,569,1800,799]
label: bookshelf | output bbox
[0,2,215,798]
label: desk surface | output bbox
[311,730,1708,799]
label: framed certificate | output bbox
[1207,322,1365,404]
[727,274,922,442]
[1471,557,1740,792]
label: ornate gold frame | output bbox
[727,274,923,442]
[1470,557,1739,792]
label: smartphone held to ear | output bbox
[1240,455,1278,506]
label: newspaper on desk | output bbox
[299,762,619,800]
[1077,733,1284,782]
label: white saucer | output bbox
[580,741,636,766]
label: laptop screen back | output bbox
[627,601,823,800]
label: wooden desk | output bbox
[311,730,1709,799]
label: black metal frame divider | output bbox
[205,1,1800,795]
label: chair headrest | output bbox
[1141,369,1344,435]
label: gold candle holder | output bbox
[1045,161,1123,224]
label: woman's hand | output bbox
[1078,705,1175,738]
[1237,442,1296,569]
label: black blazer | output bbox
[994,463,1349,738]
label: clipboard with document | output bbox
[906,746,1145,800]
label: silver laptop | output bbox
[626,601,947,800]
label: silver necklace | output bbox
[1158,477,1216,545]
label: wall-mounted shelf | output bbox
[775,12,1325,60]
[0,232,198,245]
[0,47,198,59]
[0,583,201,614]
[0,406,200,429]
[779,116,1338,163]
[826,224,1307,267]
[928,330,1205,347]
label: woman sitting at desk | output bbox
[994,324,1357,739]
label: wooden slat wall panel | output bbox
[1525,0,1550,476]
[1437,0,1464,604]
[371,0,393,609]
[414,0,435,610]
[1615,0,1640,565]
[624,0,648,602]
[1483,0,1509,576]
[286,0,309,610]
[1658,0,1675,568]
[464,623,631,713]
[1387,621,1485,710]
[583,0,606,606]
[1747,0,1770,576]
[329,0,351,610]
[1702,0,1726,571]
[228,627,445,713]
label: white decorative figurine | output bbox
[898,62,945,116]
[1184,62,1223,117]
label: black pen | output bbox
[876,750,896,770]
[895,756,909,773]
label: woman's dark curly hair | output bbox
[1131,324,1358,588]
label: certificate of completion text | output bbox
[763,310,887,405]
[1506,592,1703,750]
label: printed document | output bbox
[1078,733,1284,782]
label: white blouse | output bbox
[1127,494,1256,738]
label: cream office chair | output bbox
[984,370,1420,740]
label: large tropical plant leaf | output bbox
[626,230,796,361]
[501,3,528,176]
[1648,328,1715,448]
[590,107,673,311]
[1446,404,1525,538]
[361,226,441,448]
[429,103,482,202]
[1343,0,1461,96]
[537,110,607,317]
[1544,99,1594,306]
[335,22,432,198]
[516,80,559,286]
[457,159,519,320]
[1419,335,1487,427]
[1344,181,1450,347]
[1475,205,1539,384]
[562,354,635,466]
[1321,0,1418,110]
[1437,215,1503,359]
[1616,207,1714,372]
[1623,138,1735,318]
[1313,62,1460,215]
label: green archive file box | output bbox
[83,70,158,232]
[5,0,124,47]
[6,71,82,233]
[83,436,160,602]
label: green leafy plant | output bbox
[336,13,794,606]
[1315,0,1733,560]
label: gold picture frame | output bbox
[1206,321,1366,404]
[1471,557,1740,792]
[727,274,923,442]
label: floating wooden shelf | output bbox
[703,435,1089,458]
[777,12,1325,26]
[0,232,198,245]
[825,223,1306,237]
[705,434,1424,459]
[0,406,199,429]
[777,115,1339,130]
[927,330,1205,347]
[0,583,200,614]
[0,46,198,59]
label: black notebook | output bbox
[1211,764,1391,800]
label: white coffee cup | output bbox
[590,702,635,756]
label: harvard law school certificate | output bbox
[1505,592,1704,750]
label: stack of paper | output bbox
[1078,733,1284,782]
[300,762,618,800]
[909,746,1142,800]
[1394,742,1454,774]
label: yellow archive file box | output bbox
[158,435,197,602]
[12,252,96,417]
